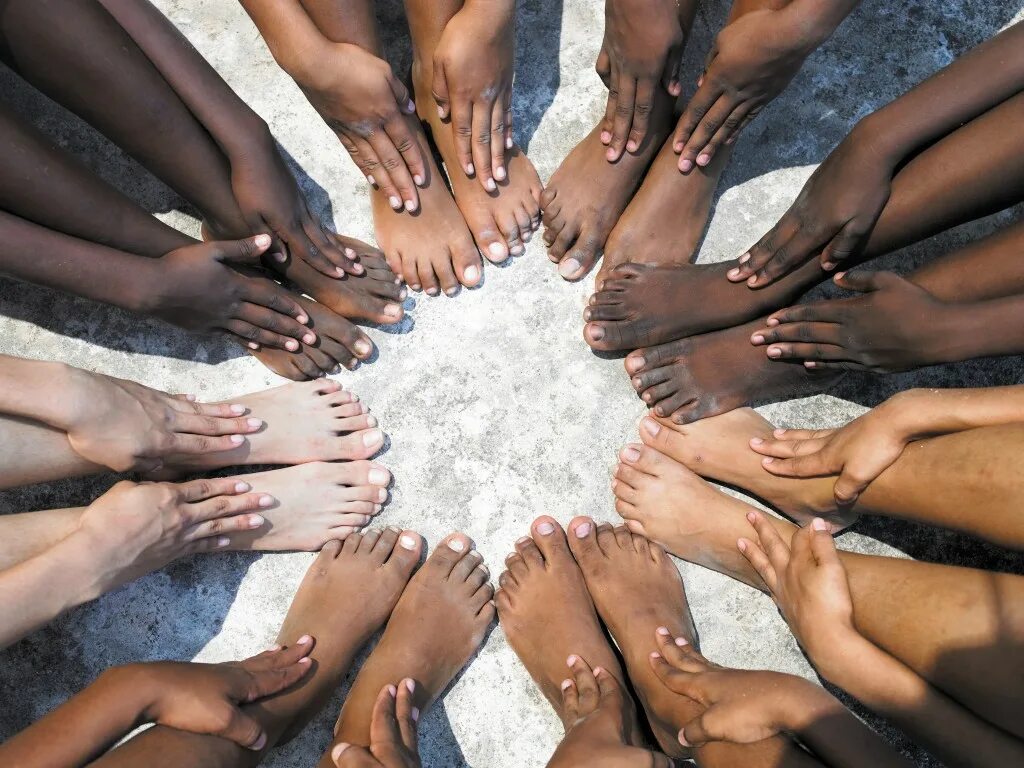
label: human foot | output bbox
[635,408,855,529]
[414,63,543,266]
[370,113,483,296]
[250,296,377,380]
[565,518,694,757]
[585,254,810,351]
[263,528,424,746]
[332,532,495,745]
[164,379,383,471]
[222,461,392,551]
[495,516,634,730]
[541,99,673,281]
[597,139,732,281]
[625,318,842,422]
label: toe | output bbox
[558,231,603,281]
[429,532,475,576]
[505,551,528,579]
[548,221,580,261]
[431,248,460,297]
[595,522,617,553]
[530,515,569,565]
[498,212,524,257]
[612,479,637,505]
[466,563,490,592]
[514,535,544,566]
[620,443,671,478]
[373,526,400,561]
[335,428,385,459]
[358,527,382,553]
[471,582,495,614]
[498,568,518,590]
[387,529,424,572]
[612,524,633,550]
[318,539,343,562]
[450,237,483,289]
[567,516,601,561]
[451,548,485,584]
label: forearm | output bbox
[856,22,1024,164]
[0,531,106,649]
[883,385,1024,442]
[782,0,861,50]
[0,667,149,767]
[0,210,158,315]
[0,356,86,429]
[819,636,1024,767]
[98,0,271,160]
[238,0,334,82]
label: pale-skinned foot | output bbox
[332,532,495,746]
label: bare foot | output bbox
[223,461,392,551]
[597,139,732,280]
[635,409,856,530]
[165,379,384,471]
[624,318,842,422]
[370,114,483,296]
[495,516,637,731]
[611,440,797,584]
[262,528,424,746]
[414,60,543,269]
[584,258,818,352]
[250,296,377,380]
[332,532,495,746]
[565,517,694,757]
[541,95,673,281]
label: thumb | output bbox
[431,59,450,118]
[219,707,267,751]
[211,234,273,267]
[833,468,868,506]
[663,44,682,96]
[679,708,723,748]
[808,518,841,565]
[820,224,865,270]
[833,269,889,294]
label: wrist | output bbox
[810,628,875,684]
[777,678,845,733]
[97,665,156,725]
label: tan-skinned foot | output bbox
[332,532,495,746]
[222,461,392,551]
[635,408,855,530]
[413,60,543,271]
[495,516,637,732]
[265,528,424,746]
[164,379,384,471]
[540,94,673,281]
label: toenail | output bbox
[536,522,555,535]
[623,446,640,462]
[268,643,281,651]
[426,287,439,296]
[464,264,481,284]
[362,429,383,446]
[588,325,604,341]
[573,522,591,538]
[377,488,388,502]
[641,419,661,437]
[217,536,231,547]
[488,242,506,258]
[812,517,829,531]
[400,534,418,550]
[566,655,578,666]
[511,244,524,255]
[448,537,466,552]
[355,340,372,356]
[516,536,531,545]
[558,258,581,278]
[369,467,390,484]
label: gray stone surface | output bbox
[1,1,1022,766]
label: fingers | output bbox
[607,75,637,162]
[177,476,254,504]
[680,709,722,748]
[490,98,507,183]
[653,627,705,673]
[284,217,348,278]
[240,637,314,700]
[676,94,734,173]
[833,269,896,293]
[368,683,403,747]
[384,111,426,194]
[450,94,475,178]
[166,431,248,456]
[560,674,580,723]
[217,707,268,751]
[339,131,391,193]
[743,225,828,288]
[225,309,309,353]
[186,486,273,524]
[210,234,273,267]
[626,78,655,153]
[673,80,725,171]
[394,678,419,753]
[235,293,315,345]
[170,411,261,441]
[748,433,830,460]
[745,510,792,579]
[470,98,497,192]
[367,128,418,213]
[567,654,601,713]
[833,466,871,505]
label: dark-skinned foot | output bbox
[495,516,637,732]
[624,318,842,423]
[541,94,673,281]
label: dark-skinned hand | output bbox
[331,680,421,767]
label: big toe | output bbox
[428,532,476,576]
[566,516,602,562]
[557,233,602,281]
[386,529,424,574]
[529,515,573,565]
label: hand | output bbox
[130,638,314,750]
[331,680,421,767]
[737,512,858,665]
[751,271,950,372]
[230,141,364,278]
[77,478,272,588]
[549,655,671,768]
[62,372,261,473]
[673,9,813,173]
[432,0,515,191]
[298,43,424,213]
[598,0,686,161]
[141,237,314,351]
[648,629,834,747]
[728,129,894,287]
[749,391,918,504]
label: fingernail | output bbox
[464,264,481,284]
[389,196,401,209]
[466,163,475,175]
[592,667,603,676]
[367,175,376,186]
[285,340,299,351]
[297,313,310,324]
[230,434,245,445]
[566,655,578,666]
[505,136,513,149]
[259,495,274,508]
[344,247,357,258]
[812,518,829,531]
[248,514,264,528]
[234,482,251,493]
[626,140,638,152]
[229,404,246,414]
[448,537,466,552]
[332,744,351,760]
[251,732,267,751]
[536,521,555,535]
[369,468,390,486]
[412,707,420,722]
[739,253,750,265]
[437,105,445,117]
[302,333,316,345]
[400,534,418,550]
[485,178,497,191]
[404,200,417,212]
[605,147,617,161]
[255,234,271,247]
[558,258,581,278]
[273,252,287,263]
[727,268,741,279]
[680,159,693,172]
[600,131,611,144]
[560,679,573,691]
[574,521,591,538]
[413,174,424,186]
[641,418,661,437]
[405,679,415,693]
[679,730,691,747]
[751,334,764,344]
[767,347,782,358]
[823,261,837,271]
[406,99,415,112]
[656,626,670,636]
[495,166,506,181]
[217,536,231,547]
[362,428,383,446]
[697,153,710,166]
[750,437,764,446]
[675,637,688,646]
[298,634,311,645]
[623,446,640,462]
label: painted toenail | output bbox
[623,446,640,462]
[641,419,661,437]
[574,522,591,538]
[558,258,581,278]
[362,429,383,446]
[464,264,481,284]
[488,242,506,258]
[536,522,555,535]
[368,468,390,485]
[400,535,418,550]
[448,538,466,552]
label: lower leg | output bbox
[611,444,1024,736]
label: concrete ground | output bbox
[1,1,1022,765]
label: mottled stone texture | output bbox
[1,2,1022,766]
